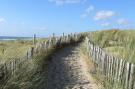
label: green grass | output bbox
[1,37,83,89]
[1,42,58,89]
[85,29,135,64]
[81,29,135,89]
[79,39,124,89]
[2,49,52,89]
[0,40,33,62]
[0,38,48,62]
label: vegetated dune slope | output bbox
[86,29,135,63]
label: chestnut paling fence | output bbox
[86,37,135,89]
[0,33,82,86]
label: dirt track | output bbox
[45,45,100,89]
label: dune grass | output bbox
[2,49,52,89]
[81,29,135,89]
[1,37,82,89]
[0,40,33,63]
[1,40,62,89]
[0,38,48,63]
[85,29,135,64]
[79,39,103,88]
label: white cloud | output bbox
[85,5,94,13]
[0,18,6,27]
[117,19,129,25]
[0,18,6,23]
[94,10,115,21]
[80,5,94,19]
[49,0,87,5]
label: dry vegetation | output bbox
[1,42,57,89]
[85,29,135,64]
[0,38,48,62]
[1,36,82,89]
[82,29,135,89]
[0,40,32,62]
[1,30,135,89]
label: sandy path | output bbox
[45,45,100,89]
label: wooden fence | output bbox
[86,37,135,89]
[0,33,82,86]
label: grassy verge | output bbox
[79,39,103,88]
[79,37,124,89]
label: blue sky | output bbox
[0,0,135,37]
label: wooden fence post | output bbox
[63,33,64,37]
[27,47,34,59]
[125,62,130,89]
[129,64,134,89]
[52,33,55,45]
[33,34,36,45]
[121,60,126,87]
[118,59,123,82]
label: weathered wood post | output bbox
[27,50,29,60]
[129,64,134,89]
[3,63,7,80]
[53,33,55,38]
[27,47,34,59]
[63,33,65,43]
[2,49,5,55]
[63,33,64,37]
[33,34,36,45]
[49,37,52,48]
[125,62,130,89]
[53,33,55,45]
